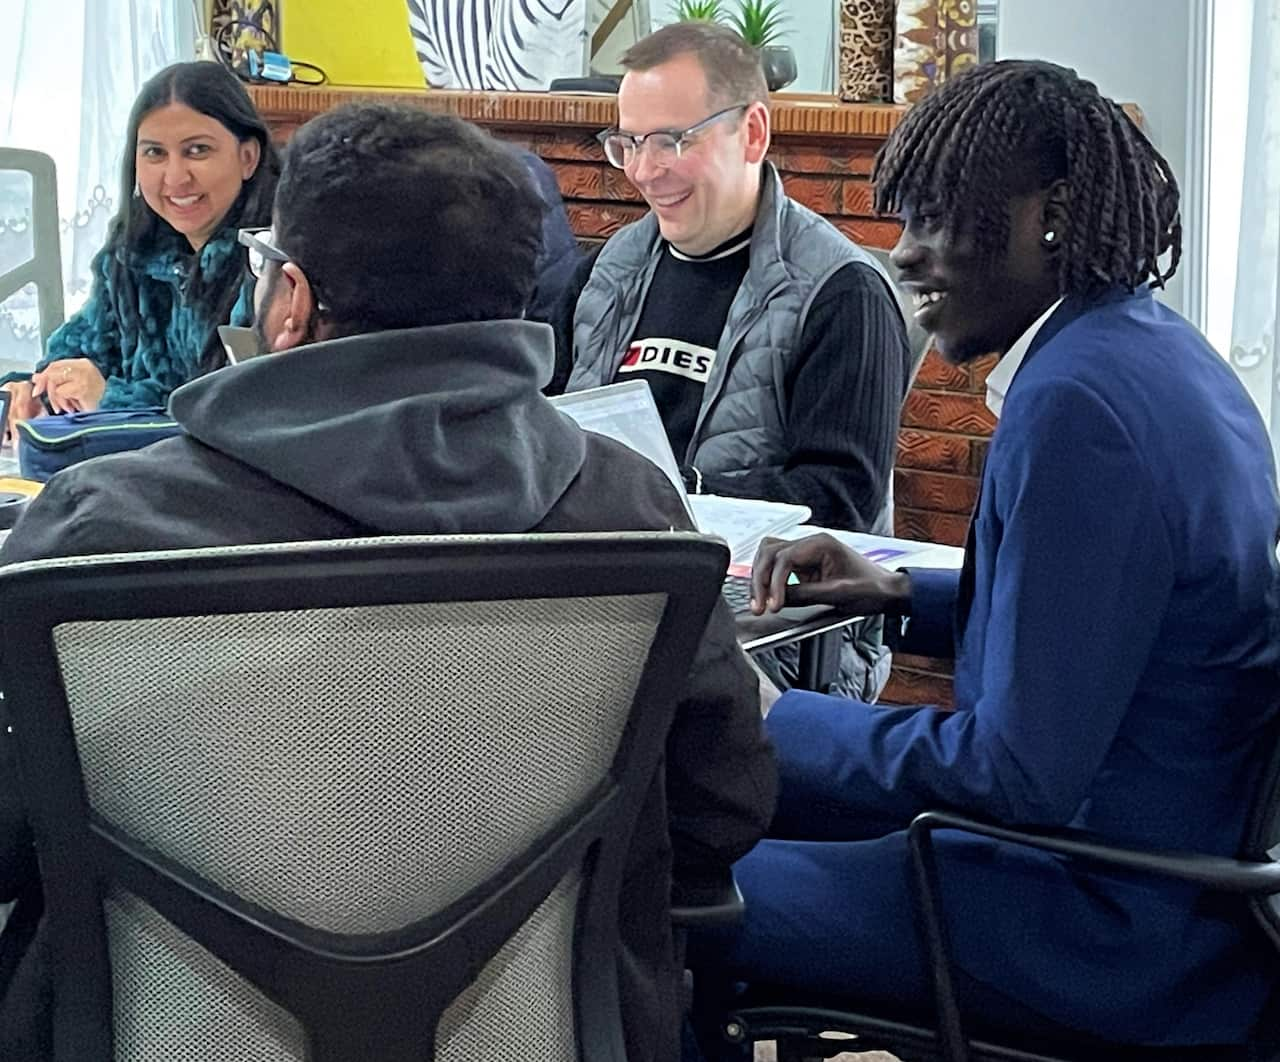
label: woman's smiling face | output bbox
[135,101,261,251]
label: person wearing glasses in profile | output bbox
[552,21,912,701]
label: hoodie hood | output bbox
[169,320,586,534]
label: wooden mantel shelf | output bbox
[249,85,909,140]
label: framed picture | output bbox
[406,0,587,92]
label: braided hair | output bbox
[873,60,1181,296]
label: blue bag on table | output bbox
[16,408,182,482]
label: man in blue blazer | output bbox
[704,60,1280,1050]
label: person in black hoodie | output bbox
[0,102,776,1062]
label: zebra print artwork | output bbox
[406,0,588,91]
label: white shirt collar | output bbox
[984,299,1063,418]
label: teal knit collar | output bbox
[130,224,242,282]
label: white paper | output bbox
[780,525,965,571]
[690,495,811,565]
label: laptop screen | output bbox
[549,380,694,523]
[217,325,267,366]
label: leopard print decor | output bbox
[838,0,895,102]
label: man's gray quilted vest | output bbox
[569,163,899,699]
[569,163,894,535]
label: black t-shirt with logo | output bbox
[613,228,752,461]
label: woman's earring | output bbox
[1044,230,1057,244]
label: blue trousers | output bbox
[715,830,1062,1015]
[690,691,1272,1051]
[685,830,1074,1062]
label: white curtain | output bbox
[1230,0,1280,470]
[0,0,194,373]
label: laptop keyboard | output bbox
[721,573,754,615]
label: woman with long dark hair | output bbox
[1,61,279,433]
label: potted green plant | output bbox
[669,0,796,92]
[727,0,788,47]
[669,0,725,20]
[729,0,795,91]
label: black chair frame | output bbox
[726,736,1280,1062]
[0,533,730,1062]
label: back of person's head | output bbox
[873,59,1180,296]
[117,61,280,250]
[621,21,768,109]
[272,103,544,334]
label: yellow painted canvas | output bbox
[287,0,423,88]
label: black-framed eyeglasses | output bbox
[596,104,749,170]
[238,227,290,279]
[238,227,332,314]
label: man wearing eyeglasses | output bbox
[558,21,912,700]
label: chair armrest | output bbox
[903,808,1280,1062]
[908,809,1280,895]
[671,872,745,930]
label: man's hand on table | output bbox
[749,533,912,617]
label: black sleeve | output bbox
[594,459,777,883]
[0,725,34,903]
[0,476,98,567]
[0,484,91,903]
[694,262,911,531]
[665,598,777,882]
[544,246,601,397]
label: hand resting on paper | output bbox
[749,532,912,617]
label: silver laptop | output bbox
[217,325,267,366]
[550,381,815,614]
[549,380,696,523]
